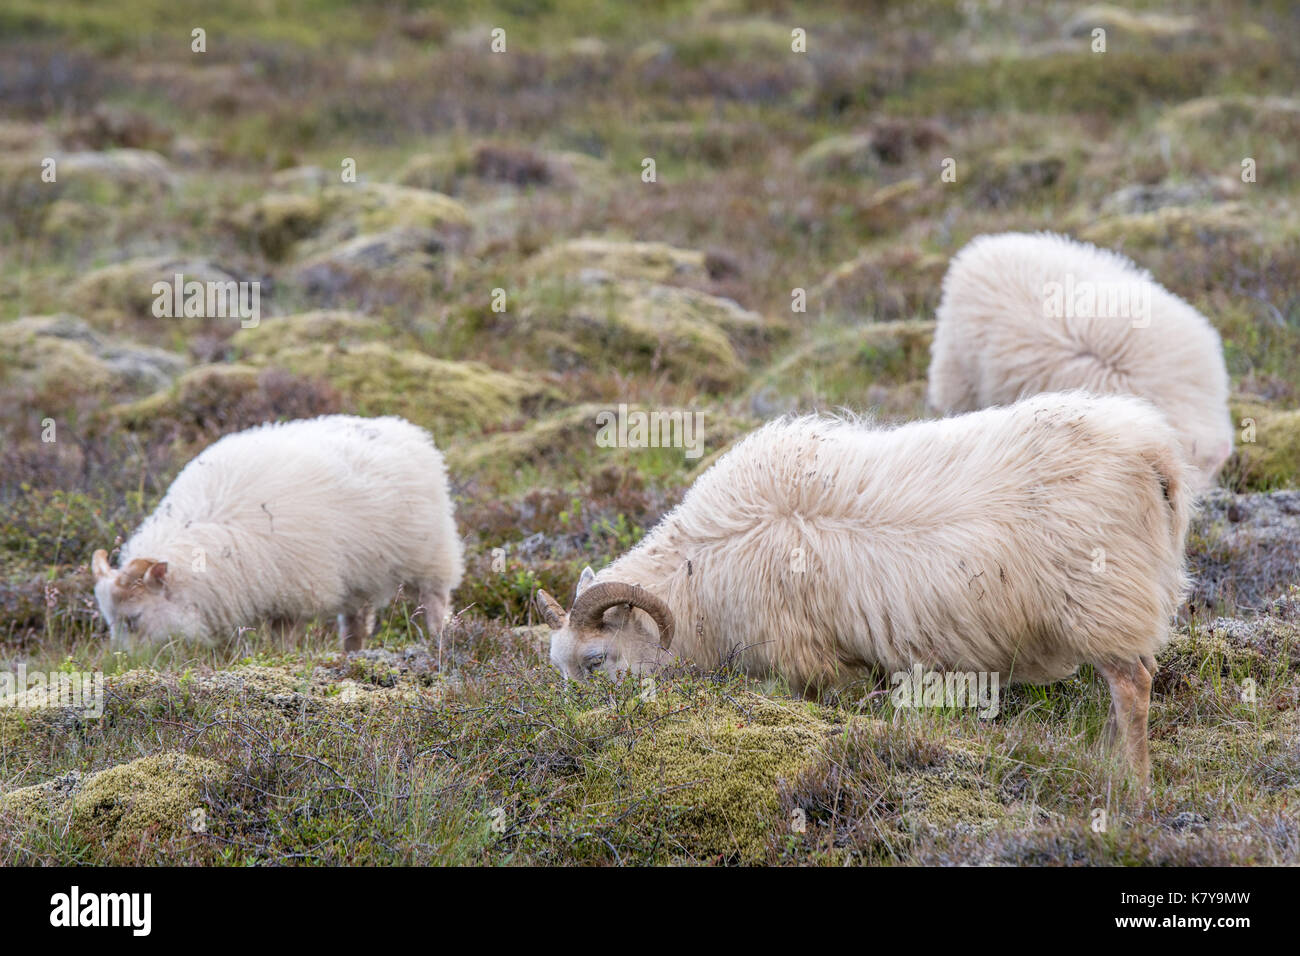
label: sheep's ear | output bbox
[576,566,597,597]
[145,561,168,591]
[92,549,112,581]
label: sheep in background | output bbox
[93,415,464,650]
[536,393,1192,781]
[927,231,1233,491]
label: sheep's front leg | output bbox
[1096,657,1153,787]
[339,604,375,653]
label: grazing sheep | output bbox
[536,393,1192,780]
[93,415,463,650]
[927,231,1233,490]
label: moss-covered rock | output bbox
[752,320,935,417]
[0,314,184,410]
[396,143,605,194]
[796,133,876,177]
[524,238,711,286]
[320,182,470,235]
[54,149,175,196]
[1158,94,1300,142]
[1061,5,1197,42]
[67,256,248,332]
[228,310,381,356]
[568,690,854,862]
[0,752,226,855]
[287,227,445,306]
[970,150,1069,208]
[112,362,342,450]
[1080,202,1253,250]
[1226,402,1300,491]
[815,246,946,321]
[517,274,760,390]
[261,342,554,436]
[228,192,326,260]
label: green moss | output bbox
[229,310,380,356]
[517,276,762,391]
[569,691,851,862]
[1228,402,1300,491]
[1063,5,1197,41]
[0,319,116,408]
[891,51,1218,117]
[67,255,242,331]
[113,363,259,429]
[228,192,325,260]
[753,320,934,415]
[1080,203,1254,250]
[0,752,227,854]
[795,133,876,177]
[266,342,555,436]
[524,238,710,285]
[815,248,946,321]
[320,182,470,235]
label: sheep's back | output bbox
[668,396,1190,686]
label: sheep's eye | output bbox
[124,614,140,631]
[582,651,607,672]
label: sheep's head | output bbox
[92,549,194,644]
[1186,409,1235,490]
[535,567,675,681]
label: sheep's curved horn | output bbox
[570,581,675,650]
[535,589,567,629]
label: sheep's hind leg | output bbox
[339,603,375,653]
[1096,657,1153,788]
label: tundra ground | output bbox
[2,0,1299,864]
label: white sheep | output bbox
[536,392,1192,780]
[93,414,464,650]
[926,231,1233,490]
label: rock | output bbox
[287,227,446,306]
[1189,488,1300,611]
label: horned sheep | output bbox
[93,414,464,650]
[926,231,1233,491]
[537,392,1193,780]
